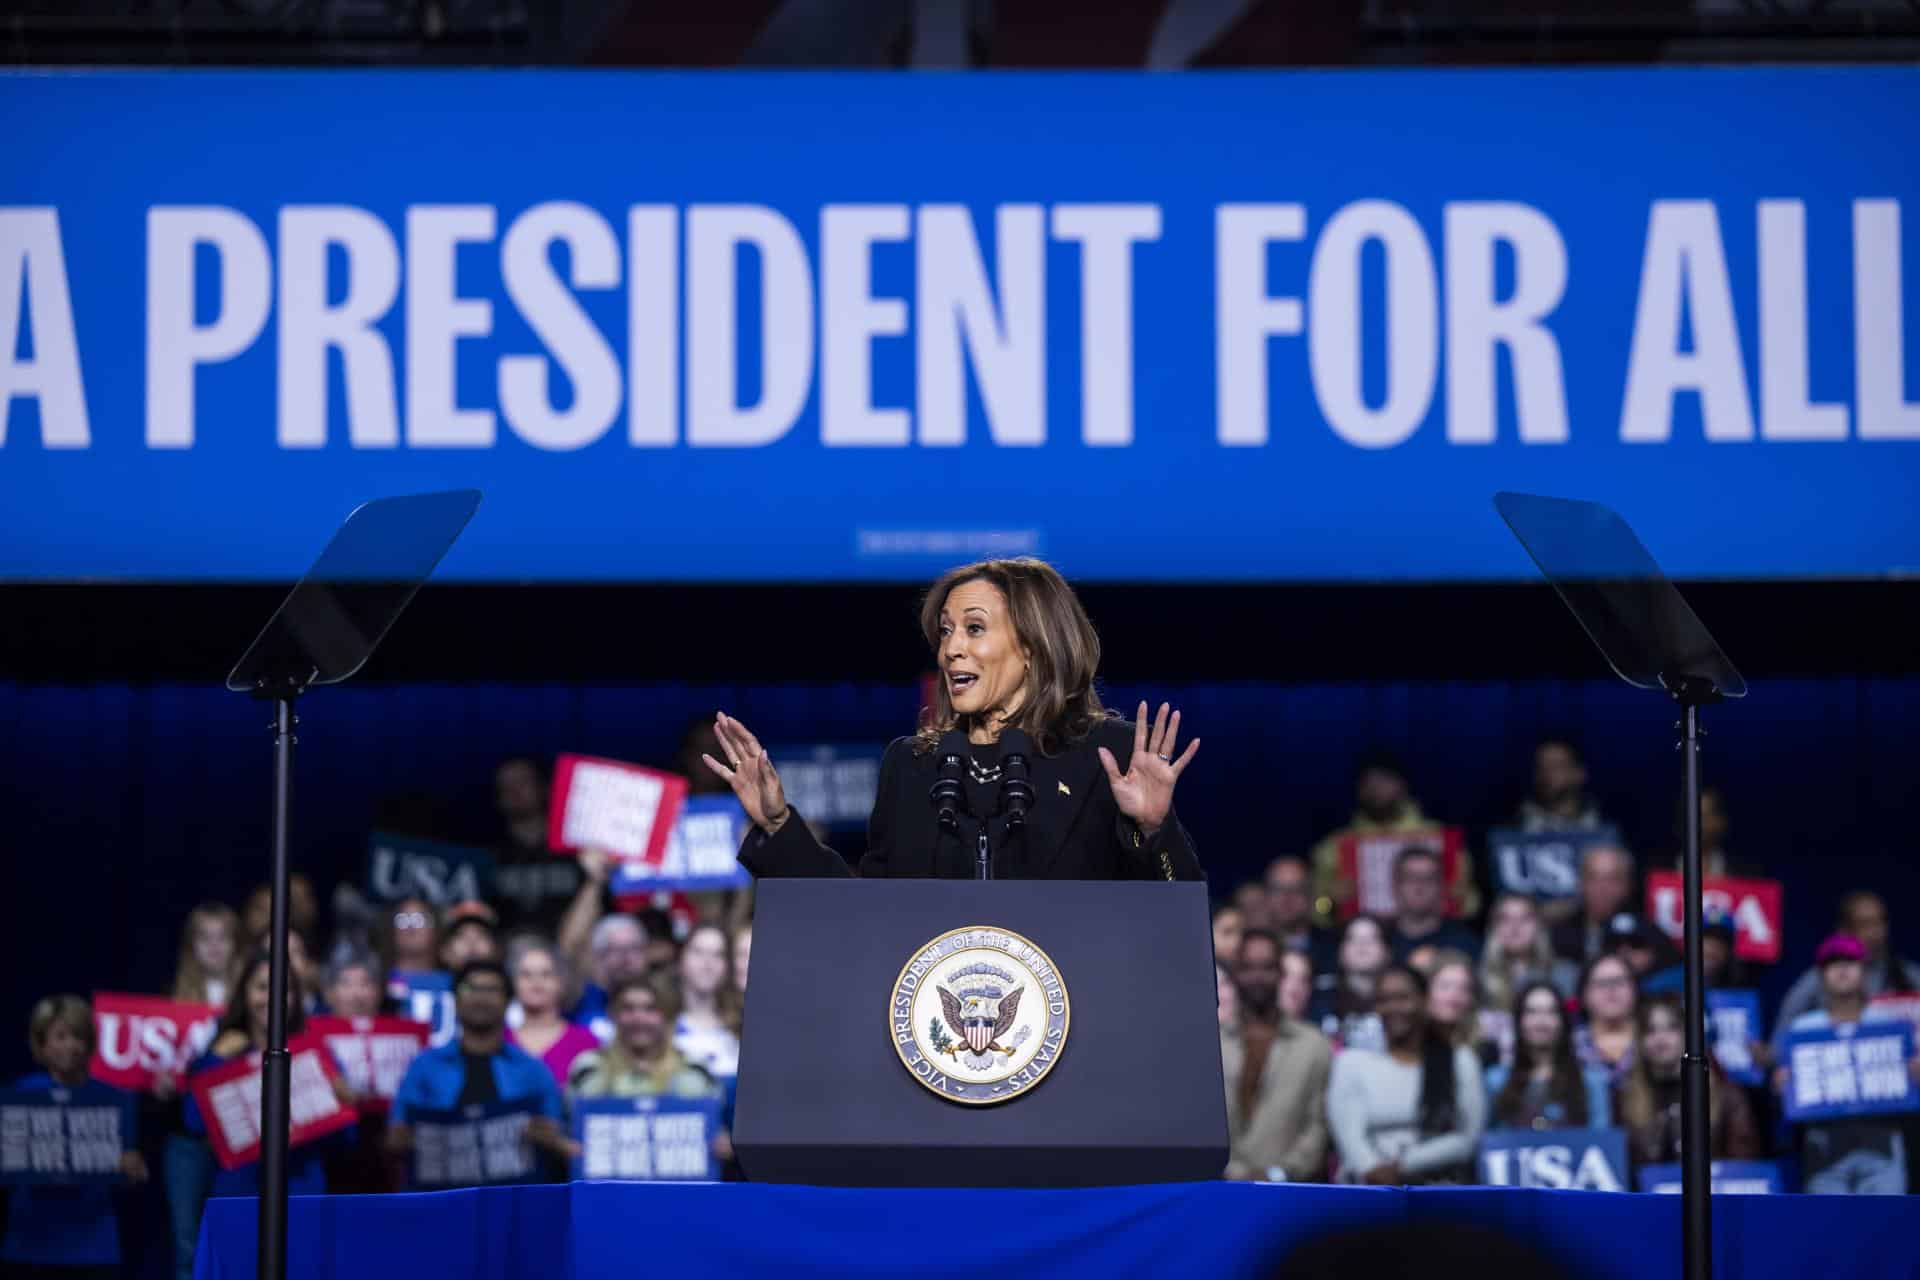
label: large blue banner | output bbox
[3,69,1917,581]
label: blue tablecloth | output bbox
[196,1182,1918,1280]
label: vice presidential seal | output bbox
[890,925,1069,1105]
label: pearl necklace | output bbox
[967,757,1003,784]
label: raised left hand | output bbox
[1097,701,1200,837]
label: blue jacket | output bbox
[391,1040,563,1124]
[2,1074,131,1266]
[1483,1063,1614,1129]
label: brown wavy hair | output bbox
[913,558,1109,757]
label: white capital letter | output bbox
[499,201,622,451]
[146,207,271,448]
[277,206,400,448]
[1444,202,1569,444]
[1854,199,1920,440]
[915,204,1045,446]
[628,206,678,446]
[686,205,814,447]
[0,209,90,447]
[1215,204,1304,446]
[405,205,496,447]
[1309,200,1439,449]
[821,204,910,446]
[1053,204,1160,446]
[1758,200,1847,441]
[1620,201,1755,443]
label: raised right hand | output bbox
[703,712,790,835]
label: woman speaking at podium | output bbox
[704,558,1204,881]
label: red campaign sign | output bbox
[548,752,687,866]
[1646,872,1784,963]
[306,1015,429,1114]
[1869,994,1920,1031]
[189,1035,356,1170]
[1336,827,1467,920]
[89,992,220,1091]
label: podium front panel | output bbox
[734,879,1228,1187]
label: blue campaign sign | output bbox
[1487,826,1619,903]
[610,795,751,895]
[2,70,1918,584]
[1783,1022,1919,1123]
[0,1085,133,1185]
[572,1095,721,1182]
[1478,1127,1630,1192]
[1637,1159,1786,1195]
[407,1099,543,1188]
[365,831,497,906]
[767,745,886,829]
[387,971,457,1049]
[1707,989,1766,1086]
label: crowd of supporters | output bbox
[5,734,1917,1280]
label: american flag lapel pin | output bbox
[1058,781,1071,796]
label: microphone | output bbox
[998,728,1035,830]
[929,729,969,836]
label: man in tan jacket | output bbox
[1219,929,1332,1181]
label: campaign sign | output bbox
[1488,826,1620,904]
[1646,872,1783,963]
[0,1085,132,1185]
[549,753,687,866]
[572,1096,721,1182]
[306,1015,429,1113]
[190,1037,355,1170]
[1637,1160,1786,1195]
[1706,989,1765,1086]
[365,831,496,906]
[1337,827,1466,919]
[408,1100,542,1188]
[1782,1023,1919,1123]
[1478,1127,1630,1192]
[1868,993,1920,1031]
[767,745,885,829]
[612,795,751,901]
[89,993,219,1091]
[387,971,457,1049]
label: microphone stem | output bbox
[976,827,991,881]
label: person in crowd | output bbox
[568,909,653,1041]
[1618,992,1759,1172]
[240,874,319,951]
[1665,784,1753,879]
[673,924,743,1081]
[171,903,242,1008]
[1604,913,1677,980]
[388,960,573,1173]
[731,923,752,998]
[1771,892,1919,1062]
[490,756,585,936]
[3,996,147,1280]
[1279,951,1316,1026]
[1220,930,1332,1182]
[1775,933,1920,1195]
[1386,848,1480,964]
[1643,906,1750,996]
[324,945,385,1018]
[1311,752,1478,924]
[1571,952,1639,1089]
[1549,844,1636,966]
[505,938,600,1088]
[1232,882,1272,932]
[377,895,443,978]
[183,949,353,1200]
[1484,982,1612,1129]
[636,905,684,974]
[1515,737,1608,833]
[1327,964,1486,1185]
[1211,902,1246,966]
[1477,894,1577,1064]
[1264,855,1337,971]
[439,901,502,970]
[1216,962,1239,1028]
[1423,952,1484,1061]
[569,974,729,1110]
[1315,915,1391,1050]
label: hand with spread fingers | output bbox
[702,712,791,835]
[1096,701,1200,839]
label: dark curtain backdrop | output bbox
[5,674,1917,1076]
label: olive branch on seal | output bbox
[926,1015,955,1055]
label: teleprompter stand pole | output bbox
[1670,674,1719,1280]
[253,679,307,1280]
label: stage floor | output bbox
[196,1180,1916,1280]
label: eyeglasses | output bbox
[393,912,429,931]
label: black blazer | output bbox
[738,717,1204,882]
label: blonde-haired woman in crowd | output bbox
[1476,894,1578,1063]
[171,903,242,1008]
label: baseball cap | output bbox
[1814,933,1866,966]
[443,900,499,938]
